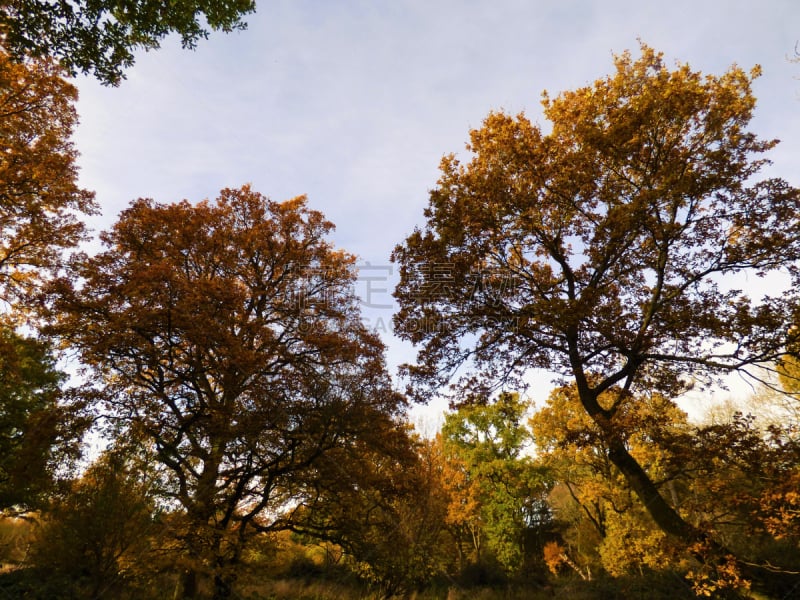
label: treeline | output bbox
[3,364,800,599]
[1,14,800,599]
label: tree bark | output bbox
[212,573,232,600]
[604,436,698,543]
[175,568,197,600]
[583,397,799,596]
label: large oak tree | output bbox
[392,45,800,589]
[49,185,407,599]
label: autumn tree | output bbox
[48,186,407,599]
[434,432,484,571]
[531,386,691,577]
[0,47,93,524]
[392,44,800,590]
[0,0,255,85]
[0,49,96,311]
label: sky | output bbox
[69,0,800,426]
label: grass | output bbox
[232,572,700,600]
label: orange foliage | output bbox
[48,186,405,597]
[0,49,96,310]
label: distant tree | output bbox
[48,186,407,599]
[300,433,454,598]
[0,325,86,513]
[0,49,96,311]
[0,0,255,86]
[392,44,800,592]
[441,392,551,574]
[435,432,484,570]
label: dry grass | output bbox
[234,578,556,600]
[231,573,702,600]
[237,578,374,599]
[0,516,36,566]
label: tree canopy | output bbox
[394,45,800,402]
[0,49,96,310]
[0,0,255,85]
[49,185,407,599]
[392,44,800,591]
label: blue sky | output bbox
[70,0,800,423]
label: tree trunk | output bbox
[604,436,698,543]
[174,568,197,600]
[212,573,232,600]
[210,528,241,600]
[583,400,798,596]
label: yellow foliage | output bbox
[598,518,671,577]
